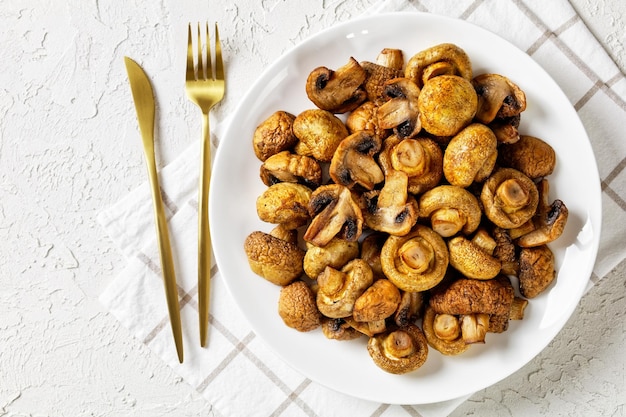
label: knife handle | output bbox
[144,144,184,363]
[198,111,212,347]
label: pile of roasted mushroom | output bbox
[244,43,569,375]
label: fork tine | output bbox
[186,23,195,81]
[214,23,224,81]
[196,23,205,80]
[205,22,213,80]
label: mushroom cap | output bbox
[394,291,423,328]
[518,245,556,298]
[443,123,498,187]
[481,168,539,229]
[256,182,312,230]
[429,276,515,316]
[303,237,360,279]
[447,236,501,280]
[381,224,449,292]
[360,232,387,279]
[244,231,305,286]
[305,57,367,113]
[292,109,349,162]
[329,130,384,191]
[367,323,429,374]
[498,135,556,179]
[278,281,321,332]
[260,150,322,189]
[419,185,482,237]
[353,279,402,322]
[321,317,363,341]
[253,111,298,161]
[405,43,473,88]
[361,61,403,105]
[418,75,478,137]
[346,101,389,139]
[361,170,419,236]
[422,305,470,356]
[377,77,422,139]
[473,73,526,124]
[303,184,364,247]
[316,259,374,318]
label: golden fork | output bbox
[185,22,225,347]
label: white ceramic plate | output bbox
[210,12,601,404]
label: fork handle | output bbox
[198,111,212,347]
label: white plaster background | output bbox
[0,0,624,416]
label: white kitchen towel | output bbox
[98,1,626,416]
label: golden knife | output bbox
[124,56,184,363]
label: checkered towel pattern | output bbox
[98,0,625,416]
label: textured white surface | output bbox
[0,1,624,417]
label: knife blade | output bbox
[124,56,184,363]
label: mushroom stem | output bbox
[509,297,529,320]
[461,313,489,344]
[496,179,530,212]
[430,208,464,237]
[383,330,416,358]
[471,228,497,255]
[399,238,434,273]
[391,139,427,176]
[433,314,461,341]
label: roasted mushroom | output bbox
[375,48,404,71]
[472,73,526,124]
[394,291,423,328]
[252,111,298,161]
[405,43,473,88]
[498,135,556,179]
[481,168,539,229]
[303,237,360,280]
[361,61,403,105]
[443,123,497,187]
[489,114,522,144]
[303,184,364,247]
[489,297,529,333]
[429,276,515,317]
[367,323,429,374]
[379,135,443,194]
[316,259,374,318]
[329,131,384,191]
[268,224,298,244]
[377,77,422,138]
[447,236,501,280]
[346,101,389,139]
[419,185,482,237]
[322,317,362,341]
[422,306,470,356]
[305,57,367,113]
[518,245,556,298]
[517,179,568,247]
[256,182,312,230]
[381,224,449,292]
[260,151,322,189]
[493,227,519,275]
[278,281,321,332]
[292,109,349,162]
[353,279,401,322]
[460,313,490,344]
[361,170,419,236]
[418,75,478,137]
[360,232,387,279]
[244,231,305,286]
